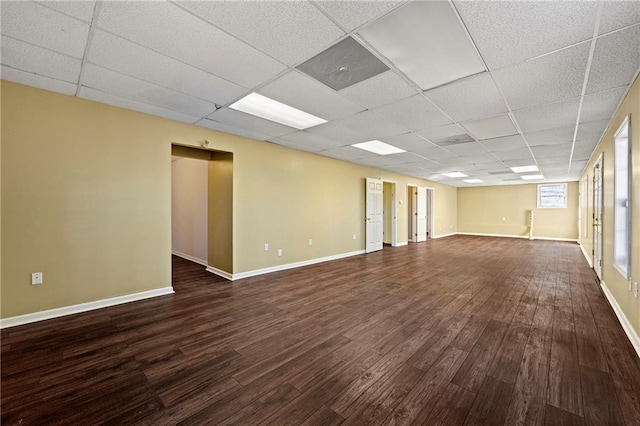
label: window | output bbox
[614,115,631,278]
[537,183,567,208]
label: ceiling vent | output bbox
[432,134,474,146]
[296,37,389,91]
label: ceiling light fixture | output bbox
[229,92,327,130]
[521,174,544,180]
[442,172,469,178]
[510,165,539,173]
[352,140,406,155]
[464,179,483,183]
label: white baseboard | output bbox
[456,232,577,242]
[0,287,174,329]
[172,250,208,267]
[393,242,408,247]
[228,250,366,281]
[432,232,457,239]
[580,243,594,267]
[600,281,640,358]
[206,265,233,280]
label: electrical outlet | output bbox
[308,239,313,246]
[634,282,639,298]
[353,233,357,240]
[31,272,43,285]
[264,243,269,252]
[502,217,506,221]
[277,249,283,257]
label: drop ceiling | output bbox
[1,0,638,187]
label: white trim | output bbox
[0,287,174,329]
[456,232,577,242]
[226,250,366,281]
[580,243,594,268]
[172,250,208,267]
[600,280,640,358]
[393,241,408,247]
[206,265,233,280]
[432,232,457,239]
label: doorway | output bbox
[593,154,603,279]
[382,181,398,247]
[408,185,428,242]
[365,177,384,253]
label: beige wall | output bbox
[579,74,640,338]
[1,81,457,318]
[458,182,579,240]
[171,157,208,263]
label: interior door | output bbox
[593,155,603,279]
[366,177,383,253]
[416,187,427,242]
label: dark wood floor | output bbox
[2,236,640,425]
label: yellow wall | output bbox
[1,81,457,318]
[579,74,640,337]
[458,182,579,240]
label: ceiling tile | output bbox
[580,86,628,123]
[569,160,588,173]
[503,158,544,168]
[88,30,247,105]
[268,137,324,153]
[587,25,640,93]
[1,66,77,96]
[424,73,508,122]
[537,156,569,166]
[513,98,580,133]
[208,107,297,138]
[178,1,344,66]
[480,134,529,152]
[417,124,469,143]
[258,70,364,121]
[443,142,490,156]
[79,86,200,124]
[454,1,598,69]
[1,1,90,58]
[524,125,575,147]
[358,1,485,90]
[314,1,403,32]
[494,42,589,110]
[1,36,81,83]
[318,146,378,161]
[305,121,369,145]
[96,1,286,88]
[599,2,640,34]
[81,64,217,117]
[333,110,408,140]
[380,133,436,152]
[356,152,426,168]
[532,143,573,157]
[371,95,452,132]
[412,148,458,163]
[196,118,271,142]
[491,148,534,161]
[576,119,609,146]
[277,130,346,150]
[461,114,518,140]
[339,70,418,109]
[37,1,96,23]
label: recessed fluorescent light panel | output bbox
[442,172,469,178]
[464,179,483,183]
[357,1,485,90]
[521,174,544,180]
[229,92,327,130]
[510,165,539,173]
[352,140,406,155]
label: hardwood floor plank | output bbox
[2,238,638,425]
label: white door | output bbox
[416,187,427,242]
[366,177,383,253]
[593,155,603,279]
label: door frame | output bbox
[365,177,384,253]
[593,153,604,279]
[425,187,435,239]
[382,179,398,247]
